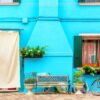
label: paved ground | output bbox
[0,93,100,100]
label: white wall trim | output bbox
[79,33,100,36]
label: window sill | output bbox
[79,2,100,6]
[0,2,19,6]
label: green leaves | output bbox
[33,46,45,57]
[74,70,84,78]
[74,70,85,84]
[24,78,36,84]
[83,66,97,76]
[13,0,20,2]
[20,46,46,58]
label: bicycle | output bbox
[90,78,100,96]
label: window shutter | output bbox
[74,36,82,67]
[13,0,20,2]
[78,0,85,3]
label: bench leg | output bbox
[43,87,50,93]
[68,84,71,94]
[35,84,37,94]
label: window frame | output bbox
[74,34,100,68]
[80,34,100,67]
[79,0,100,6]
[0,0,20,6]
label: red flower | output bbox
[82,63,98,67]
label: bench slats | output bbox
[37,76,69,82]
[36,83,69,86]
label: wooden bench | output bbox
[35,76,70,93]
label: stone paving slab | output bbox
[0,93,99,100]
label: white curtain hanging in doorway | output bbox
[0,31,20,88]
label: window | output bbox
[74,35,100,67]
[78,0,100,5]
[0,0,19,5]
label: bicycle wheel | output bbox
[90,79,100,96]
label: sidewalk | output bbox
[0,93,100,100]
[0,93,99,100]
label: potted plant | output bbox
[25,78,36,95]
[20,48,27,58]
[20,46,46,58]
[82,65,97,76]
[95,67,100,74]
[74,69,85,94]
[33,46,45,58]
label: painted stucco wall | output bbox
[0,0,100,92]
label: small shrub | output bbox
[20,46,46,58]
[25,78,36,84]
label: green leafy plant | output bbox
[74,69,85,84]
[33,46,45,58]
[14,0,20,2]
[25,78,36,84]
[20,46,46,58]
[82,66,97,76]
[95,67,100,74]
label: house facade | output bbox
[0,0,100,92]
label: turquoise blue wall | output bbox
[59,0,100,18]
[0,0,100,92]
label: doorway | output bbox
[0,30,20,91]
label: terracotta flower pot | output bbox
[25,84,34,95]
